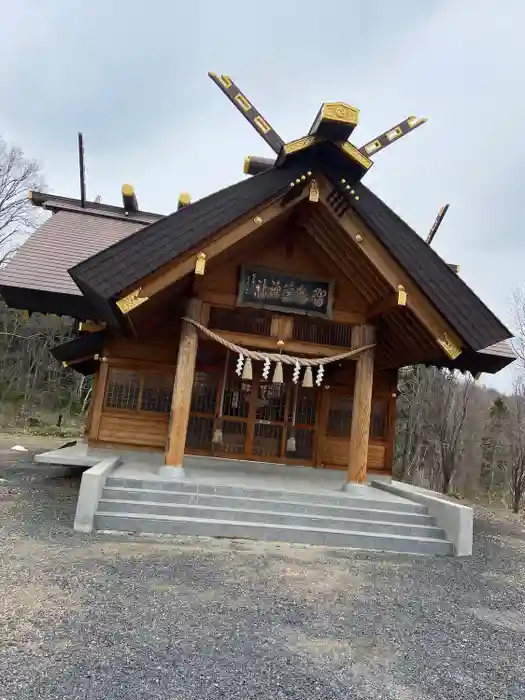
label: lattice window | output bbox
[104,368,173,413]
[223,379,252,418]
[191,372,219,414]
[141,374,174,413]
[292,318,353,348]
[105,369,140,410]
[291,387,317,426]
[209,307,272,336]
[186,415,214,450]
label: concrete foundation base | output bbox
[157,466,186,479]
[371,480,473,556]
[341,482,372,496]
[33,443,469,555]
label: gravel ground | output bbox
[1,458,524,700]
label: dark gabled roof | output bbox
[351,184,512,351]
[0,192,162,317]
[4,146,510,354]
[69,162,307,300]
[322,144,512,351]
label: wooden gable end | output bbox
[194,218,369,323]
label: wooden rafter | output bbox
[301,218,374,303]
[305,207,390,301]
[316,179,464,360]
[300,201,447,367]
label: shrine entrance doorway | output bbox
[186,356,320,464]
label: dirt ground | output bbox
[0,444,524,699]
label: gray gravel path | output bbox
[1,460,524,700]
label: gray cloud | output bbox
[0,0,522,390]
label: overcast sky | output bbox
[0,0,523,391]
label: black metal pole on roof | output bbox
[78,132,86,208]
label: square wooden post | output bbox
[88,360,108,442]
[346,324,376,485]
[163,298,202,473]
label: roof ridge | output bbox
[30,190,163,222]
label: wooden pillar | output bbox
[88,361,108,442]
[164,298,202,469]
[347,324,376,484]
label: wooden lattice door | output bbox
[251,378,289,459]
[187,353,319,464]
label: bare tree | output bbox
[428,371,474,494]
[506,384,525,513]
[481,396,510,502]
[395,365,434,482]
[396,366,485,495]
[0,136,45,264]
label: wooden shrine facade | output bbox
[0,72,515,485]
[72,180,511,484]
[79,205,402,480]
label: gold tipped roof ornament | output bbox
[208,71,427,181]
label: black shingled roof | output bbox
[349,183,511,351]
[321,143,512,352]
[69,162,306,301]
[70,146,512,353]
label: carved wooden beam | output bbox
[78,321,106,333]
[359,115,427,157]
[208,72,285,154]
[244,156,275,176]
[177,193,191,210]
[121,184,139,213]
[275,135,317,166]
[308,102,359,141]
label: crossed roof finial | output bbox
[208,72,426,179]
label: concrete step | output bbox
[94,511,454,556]
[102,487,435,526]
[105,477,426,514]
[98,498,446,539]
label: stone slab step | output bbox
[98,498,445,538]
[105,477,426,514]
[94,511,454,556]
[102,487,433,524]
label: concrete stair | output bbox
[94,477,454,555]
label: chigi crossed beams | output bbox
[208,72,427,180]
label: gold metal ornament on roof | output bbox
[208,71,427,178]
